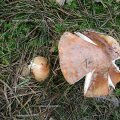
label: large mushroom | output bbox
[58,31,120,97]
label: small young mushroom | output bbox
[29,56,50,82]
[58,31,120,97]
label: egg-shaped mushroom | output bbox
[29,56,50,82]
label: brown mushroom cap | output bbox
[58,31,120,97]
[29,56,50,82]
[84,72,109,97]
[82,31,120,60]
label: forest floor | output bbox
[0,0,120,120]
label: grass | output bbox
[0,0,120,119]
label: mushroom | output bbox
[29,56,50,82]
[58,31,120,97]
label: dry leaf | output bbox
[66,0,73,3]
[56,0,65,6]
[116,0,120,2]
[21,64,30,77]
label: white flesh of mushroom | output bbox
[74,32,97,46]
[112,59,120,72]
[108,74,115,89]
[84,69,95,94]
[28,61,42,70]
